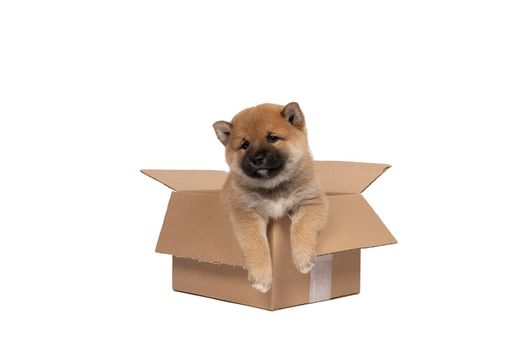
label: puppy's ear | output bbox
[281,102,305,129]
[213,121,232,145]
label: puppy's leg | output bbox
[289,194,328,274]
[229,210,272,293]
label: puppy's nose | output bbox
[250,150,266,167]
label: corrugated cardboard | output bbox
[142,161,396,310]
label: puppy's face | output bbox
[213,102,309,188]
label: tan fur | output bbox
[213,102,328,293]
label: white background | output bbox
[1,1,524,349]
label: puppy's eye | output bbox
[240,141,250,150]
[267,134,279,143]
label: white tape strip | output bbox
[309,253,333,303]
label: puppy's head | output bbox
[213,102,309,188]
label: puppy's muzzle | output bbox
[243,149,285,179]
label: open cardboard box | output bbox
[142,161,396,310]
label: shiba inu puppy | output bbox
[213,102,328,293]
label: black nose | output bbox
[250,150,266,166]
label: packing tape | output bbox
[309,253,333,303]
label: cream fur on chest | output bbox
[259,196,298,219]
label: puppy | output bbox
[213,102,328,293]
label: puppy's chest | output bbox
[257,196,299,219]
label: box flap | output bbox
[313,161,390,193]
[141,169,227,191]
[317,194,397,254]
[155,191,395,266]
[156,191,246,266]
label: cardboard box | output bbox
[142,161,396,310]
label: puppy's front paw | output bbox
[292,248,316,274]
[248,268,272,293]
